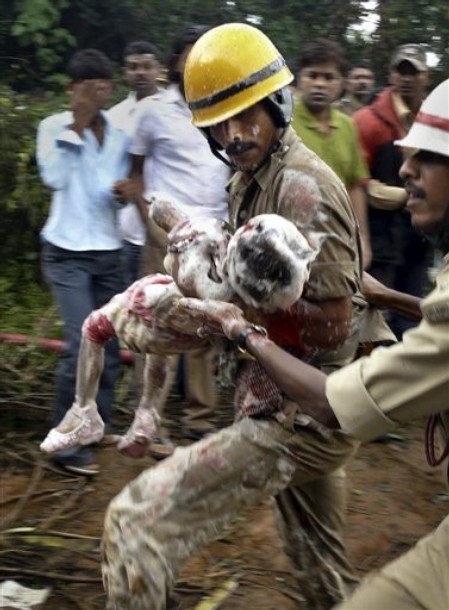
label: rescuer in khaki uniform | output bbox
[178,77,449,610]
[102,23,394,610]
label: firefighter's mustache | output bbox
[225,141,255,156]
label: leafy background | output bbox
[0,0,448,327]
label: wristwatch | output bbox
[235,324,268,357]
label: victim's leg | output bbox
[118,353,178,459]
[40,303,120,454]
[91,248,124,426]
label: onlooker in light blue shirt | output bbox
[37,110,129,251]
[37,49,128,476]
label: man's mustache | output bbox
[225,141,255,156]
[404,179,426,199]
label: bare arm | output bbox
[367,179,408,211]
[129,154,150,229]
[246,333,339,428]
[113,154,150,231]
[362,272,422,322]
[176,297,339,428]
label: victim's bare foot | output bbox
[40,403,105,454]
[117,407,159,459]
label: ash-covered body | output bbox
[225,214,318,312]
[40,194,322,457]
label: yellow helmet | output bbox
[185,23,294,127]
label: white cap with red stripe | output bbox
[395,78,449,158]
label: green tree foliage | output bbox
[372,0,449,86]
[0,87,64,288]
[2,0,447,89]
[12,0,75,84]
[1,0,448,318]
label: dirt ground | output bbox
[1,388,448,610]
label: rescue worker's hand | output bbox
[113,178,139,203]
[176,297,248,340]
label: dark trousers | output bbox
[42,243,124,427]
[369,210,432,340]
[122,240,143,287]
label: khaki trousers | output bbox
[102,413,359,610]
[336,513,449,609]
[139,218,217,412]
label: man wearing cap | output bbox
[354,44,432,339]
[102,23,393,610]
[177,77,449,610]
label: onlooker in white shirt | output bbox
[108,41,162,284]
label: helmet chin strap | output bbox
[208,142,233,168]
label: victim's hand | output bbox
[176,298,249,341]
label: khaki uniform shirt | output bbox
[327,255,449,454]
[228,126,391,368]
[229,127,360,299]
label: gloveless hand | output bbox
[113,178,139,203]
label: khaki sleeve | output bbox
[305,182,360,299]
[368,179,407,210]
[274,158,361,301]
[326,316,449,442]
